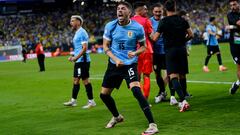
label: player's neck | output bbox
[75,26,81,31]
[166,11,176,16]
[154,16,161,21]
[118,19,130,26]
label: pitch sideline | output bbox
[89,77,232,85]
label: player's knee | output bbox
[179,74,186,79]
[129,81,140,89]
[101,87,112,95]
[73,78,80,85]
[169,74,179,79]
[82,78,90,85]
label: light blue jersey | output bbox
[103,19,145,65]
[206,24,218,46]
[150,16,165,54]
[73,27,91,63]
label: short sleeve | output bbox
[81,31,89,44]
[206,25,211,32]
[103,23,112,41]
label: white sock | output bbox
[236,80,240,85]
[89,99,94,103]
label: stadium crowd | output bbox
[0,0,231,52]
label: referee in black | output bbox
[227,0,240,94]
[151,0,193,112]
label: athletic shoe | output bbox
[229,82,239,95]
[219,65,227,72]
[154,95,162,104]
[63,99,77,107]
[142,123,159,135]
[203,66,210,72]
[178,100,190,112]
[161,92,167,100]
[82,100,96,109]
[155,92,167,103]
[170,96,178,105]
[105,114,124,128]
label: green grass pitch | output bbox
[0,43,240,135]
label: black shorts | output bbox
[207,45,220,55]
[153,53,166,72]
[165,47,189,75]
[73,62,90,79]
[230,43,240,65]
[102,62,139,89]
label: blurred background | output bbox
[0,0,230,60]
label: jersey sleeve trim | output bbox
[81,41,88,44]
[103,35,111,41]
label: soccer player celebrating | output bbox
[227,0,240,94]
[100,2,158,134]
[149,3,171,104]
[151,0,193,112]
[131,2,153,100]
[63,15,96,109]
[202,16,227,72]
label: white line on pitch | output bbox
[89,77,232,85]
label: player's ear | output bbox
[128,9,132,16]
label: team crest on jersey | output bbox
[128,31,133,38]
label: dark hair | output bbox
[164,0,176,12]
[117,1,133,11]
[133,2,146,9]
[152,3,163,9]
[229,0,238,2]
[178,10,187,16]
[209,16,215,22]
